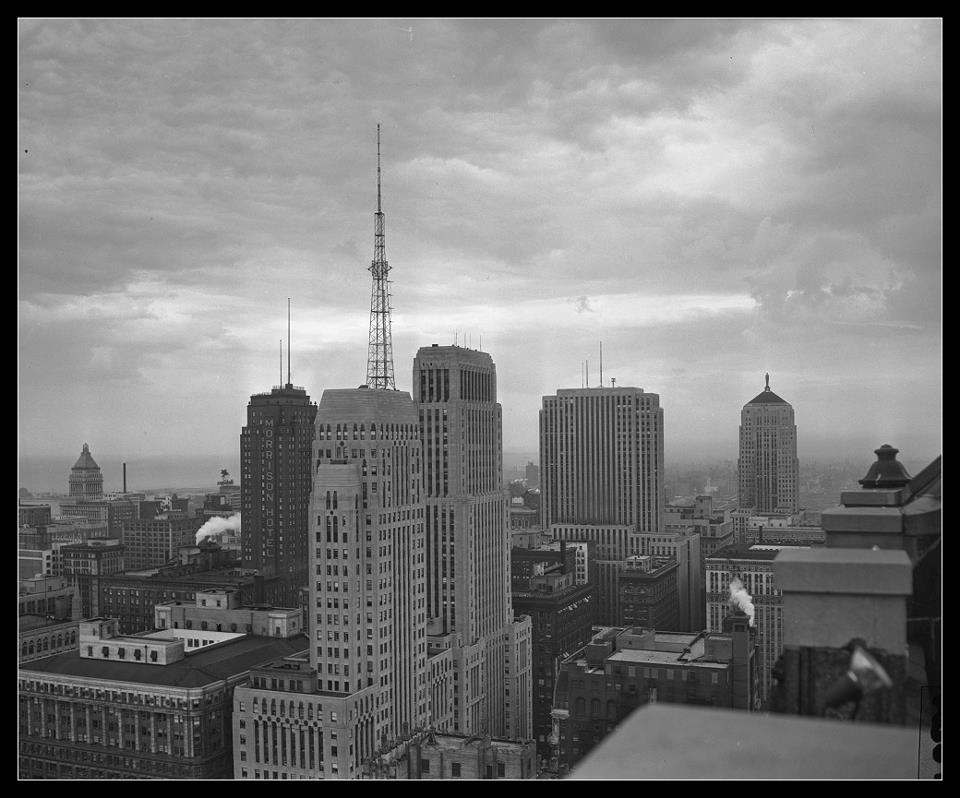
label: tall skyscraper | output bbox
[309,388,428,758]
[240,307,317,607]
[539,386,664,624]
[738,374,799,514]
[413,345,532,740]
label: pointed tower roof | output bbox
[745,373,790,405]
[72,442,101,470]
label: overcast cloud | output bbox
[19,18,941,480]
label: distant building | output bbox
[511,546,594,759]
[525,461,540,490]
[19,575,78,663]
[540,387,664,625]
[18,503,52,527]
[743,518,825,546]
[154,587,301,637]
[635,530,703,632]
[60,538,125,620]
[738,375,799,514]
[509,503,539,530]
[240,383,317,609]
[59,445,140,533]
[541,387,664,534]
[98,545,285,634]
[122,515,203,571]
[664,495,734,559]
[19,575,74,620]
[68,443,103,500]
[617,556,679,631]
[552,620,756,771]
[705,543,810,706]
[18,616,307,779]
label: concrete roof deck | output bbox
[572,704,921,779]
[20,635,309,688]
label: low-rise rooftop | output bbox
[19,634,309,688]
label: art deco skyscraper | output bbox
[539,386,664,624]
[413,345,532,740]
[309,388,428,761]
[738,374,799,514]
[240,309,317,607]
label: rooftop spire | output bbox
[365,123,396,390]
[287,297,292,386]
[765,372,770,391]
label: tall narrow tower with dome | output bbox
[68,443,104,501]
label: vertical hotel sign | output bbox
[263,417,275,563]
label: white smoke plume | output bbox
[728,577,756,627]
[196,513,241,545]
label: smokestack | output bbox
[195,513,242,545]
[728,577,756,627]
[123,463,127,494]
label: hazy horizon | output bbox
[19,444,939,497]
[19,20,941,474]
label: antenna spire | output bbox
[287,298,292,386]
[365,123,396,390]
[280,339,283,387]
[600,340,603,387]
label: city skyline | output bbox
[19,19,941,477]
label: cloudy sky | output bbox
[19,18,941,486]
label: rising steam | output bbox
[728,577,756,627]
[196,513,241,545]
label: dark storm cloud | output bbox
[18,18,940,461]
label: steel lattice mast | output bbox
[365,124,396,390]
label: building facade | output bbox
[413,345,531,739]
[61,538,125,620]
[705,544,809,706]
[552,621,756,772]
[310,387,429,766]
[618,556,680,631]
[240,383,317,608]
[18,617,308,779]
[635,530,703,632]
[68,443,104,500]
[511,553,595,759]
[121,516,202,572]
[540,387,664,625]
[98,550,286,635]
[738,375,799,514]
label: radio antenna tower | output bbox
[365,124,396,390]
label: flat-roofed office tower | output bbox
[240,303,317,607]
[540,386,664,624]
[738,374,799,514]
[414,345,532,740]
[310,388,428,763]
